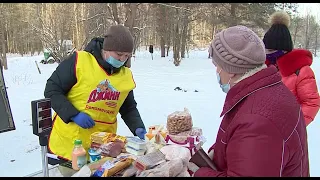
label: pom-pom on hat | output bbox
[263,11,293,52]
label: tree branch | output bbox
[155,3,192,13]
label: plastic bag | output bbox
[167,108,193,135]
[137,159,186,177]
[122,165,138,177]
[160,145,191,163]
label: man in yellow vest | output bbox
[44,25,146,161]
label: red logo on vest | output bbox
[87,79,120,103]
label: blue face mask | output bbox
[216,70,231,93]
[106,56,125,68]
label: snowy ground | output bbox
[0,50,319,177]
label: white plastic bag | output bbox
[160,145,191,163]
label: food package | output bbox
[91,132,127,144]
[102,158,134,177]
[91,156,133,177]
[137,159,187,177]
[87,156,114,171]
[145,125,167,145]
[166,108,193,135]
[134,150,166,171]
[99,141,125,158]
[145,142,164,155]
[125,137,147,156]
[126,137,147,150]
[160,145,191,163]
[125,146,146,156]
[91,142,102,149]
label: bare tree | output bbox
[304,12,310,49]
[290,16,303,46]
[0,3,8,69]
[1,2,319,67]
[314,24,319,56]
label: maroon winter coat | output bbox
[194,66,309,177]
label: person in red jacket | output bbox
[263,11,320,126]
[188,25,309,177]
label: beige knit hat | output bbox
[209,25,266,74]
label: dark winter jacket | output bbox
[194,66,309,177]
[266,49,320,126]
[44,37,145,135]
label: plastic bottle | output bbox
[71,139,87,171]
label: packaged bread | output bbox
[92,157,133,177]
[166,108,193,135]
[87,156,114,170]
[91,132,126,144]
[102,158,134,177]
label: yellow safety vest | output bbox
[48,51,135,160]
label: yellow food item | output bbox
[87,156,114,170]
[102,158,134,177]
[91,132,127,144]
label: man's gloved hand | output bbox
[71,112,95,129]
[135,128,147,140]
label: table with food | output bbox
[58,108,207,177]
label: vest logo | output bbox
[87,79,120,104]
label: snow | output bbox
[0,50,319,177]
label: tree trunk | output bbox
[74,3,80,49]
[111,3,120,24]
[230,3,238,26]
[125,3,138,54]
[305,14,310,49]
[1,25,8,70]
[173,9,181,66]
[180,13,188,59]
[293,22,299,46]
[314,25,318,57]
[166,24,171,57]
[0,6,8,70]
[157,4,166,57]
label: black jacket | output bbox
[44,38,145,135]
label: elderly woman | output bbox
[188,25,309,177]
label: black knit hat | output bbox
[263,11,293,52]
[103,25,134,53]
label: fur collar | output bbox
[276,49,313,77]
